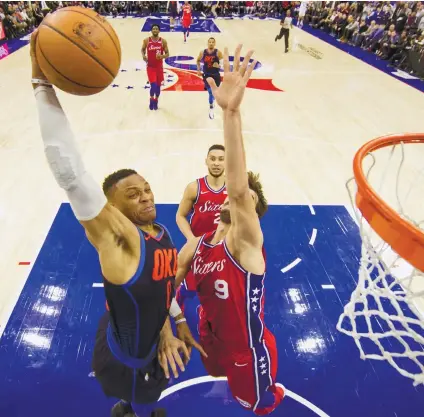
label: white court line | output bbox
[158,376,331,416]
[281,258,302,273]
[276,383,331,417]
[93,283,104,288]
[321,284,335,290]
[309,228,317,245]
[158,376,227,401]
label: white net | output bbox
[337,140,424,386]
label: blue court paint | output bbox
[301,25,424,93]
[0,204,423,417]
[141,17,221,33]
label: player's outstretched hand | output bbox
[158,334,190,379]
[207,44,257,112]
[176,321,208,361]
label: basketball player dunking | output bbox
[181,1,192,43]
[197,37,223,119]
[30,31,204,417]
[175,144,226,311]
[176,45,284,415]
[142,24,169,111]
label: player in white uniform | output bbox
[297,1,308,28]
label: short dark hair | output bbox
[248,171,268,218]
[208,37,216,41]
[103,169,137,196]
[151,24,160,30]
[208,144,225,155]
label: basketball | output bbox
[36,6,121,96]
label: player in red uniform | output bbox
[175,45,284,415]
[176,144,226,241]
[142,25,169,110]
[181,1,192,43]
[175,144,226,310]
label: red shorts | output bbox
[198,307,284,415]
[147,66,164,85]
[182,18,191,28]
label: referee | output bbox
[275,9,294,53]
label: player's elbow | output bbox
[175,210,189,227]
[176,210,184,222]
[227,185,250,201]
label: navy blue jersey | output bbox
[202,49,220,75]
[104,224,176,360]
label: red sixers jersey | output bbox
[189,177,226,237]
[191,231,267,350]
[147,37,164,69]
[182,4,192,20]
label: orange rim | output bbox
[353,133,424,273]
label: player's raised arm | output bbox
[207,45,265,271]
[31,31,139,284]
[176,181,198,240]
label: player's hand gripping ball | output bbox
[35,6,121,95]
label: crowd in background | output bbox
[0,0,298,32]
[1,1,423,77]
[304,2,424,76]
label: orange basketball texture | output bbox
[36,7,121,96]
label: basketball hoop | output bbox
[337,133,424,386]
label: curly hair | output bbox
[248,171,268,218]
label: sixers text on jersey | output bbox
[189,176,227,237]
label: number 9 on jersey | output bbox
[214,279,229,299]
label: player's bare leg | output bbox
[207,84,215,119]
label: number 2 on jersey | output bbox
[214,279,229,299]
[214,212,220,224]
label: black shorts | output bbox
[203,72,221,90]
[92,313,168,404]
[170,9,178,18]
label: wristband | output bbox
[32,78,52,86]
[175,318,187,325]
[169,298,182,318]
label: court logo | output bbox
[391,69,419,80]
[162,55,283,92]
[297,44,323,60]
[0,44,9,60]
